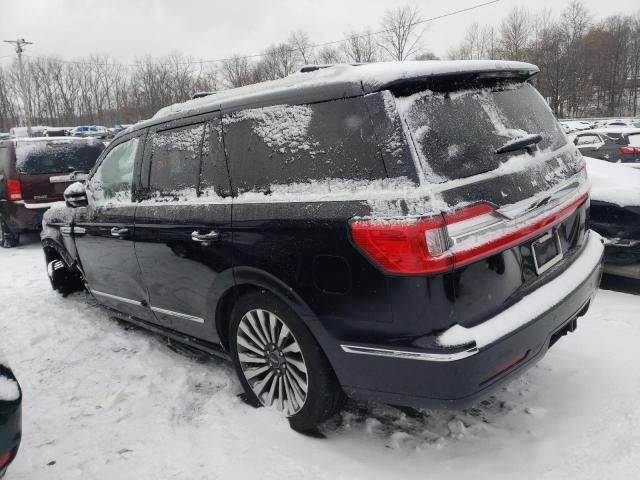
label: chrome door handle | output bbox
[191,230,220,243]
[110,227,129,237]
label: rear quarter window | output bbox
[222,97,386,193]
[15,140,105,175]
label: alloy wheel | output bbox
[236,308,308,415]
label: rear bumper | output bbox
[0,369,21,474]
[332,231,604,408]
[0,200,45,232]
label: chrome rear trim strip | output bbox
[340,344,478,362]
[150,306,205,324]
[91,290,142,306]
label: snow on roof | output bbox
[152,60,538,122]
[585,127,640,135]
[585,156,640,207]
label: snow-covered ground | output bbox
[1,237,640,479]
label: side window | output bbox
[147,123,205,200]
[576,135,600,146]
[88,138,139,203]
[223,98,385,193]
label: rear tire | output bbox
[0,219,19,248]
[229,289,345,432]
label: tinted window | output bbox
[396,81,567,181]
[223,98,385,192]
[15,140,104,175]
[148,123,205,199]
[88,138,138,203]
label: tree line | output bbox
[0,2,638,131]
[449,2,640,118]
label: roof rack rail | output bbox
[191,91,217,99]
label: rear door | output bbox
[15,139,104,205]
[133,114,233,340]
[74,131,156,322]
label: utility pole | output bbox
[3,38,33,136]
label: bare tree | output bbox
[499,6,532,60]
[288,30,315,65]
[221,54,253,88]
[343,29,378,63]
[378,5,424,61]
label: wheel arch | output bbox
[215,267,325,353]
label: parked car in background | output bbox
[69,125,109,139]
[571,128,640,166]
[600,119,632,128]
[41,61,602,432]
[43,127,69,137]
[0,137,105,247]
[108,124,132,137]
[9,126,49,138]
[559,120,592,133]
[0,353,21,478]
[585,156,640,279]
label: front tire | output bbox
[229,290,345,432]
[47,257,84,296]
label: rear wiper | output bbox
[495,133,543,155]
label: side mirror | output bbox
[64,182,88,208]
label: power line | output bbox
[21,0,500,68]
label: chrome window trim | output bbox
[340,344,478,362]
[91,289,142,306]
[150,306,205,324]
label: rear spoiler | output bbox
[371,68,540,95]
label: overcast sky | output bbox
[1,0,639,66]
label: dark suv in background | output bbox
[41,61,603,432]
[0,137,104,247]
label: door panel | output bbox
[134,116,233,341]
[74,134,155,321]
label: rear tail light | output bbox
[6,178,22,201]
[619,146,640,155]
[350,191,589,275]
[0,449,13,469]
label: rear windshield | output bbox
[16,140,105,175]
[628,133,640,147]
[395,81,566,181]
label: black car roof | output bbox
[126,60,538,133]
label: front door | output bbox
[74,132,155,322]
[133,115,234,341]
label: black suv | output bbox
[41,61,603,432]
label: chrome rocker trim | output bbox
[150,306,205,324]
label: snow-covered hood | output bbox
[585,156,640,207]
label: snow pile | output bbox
[585,156,640,207]
[0,375,19,402]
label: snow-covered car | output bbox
[40,60,603,432]
[586,156,640,279]
[560,120,593,133]
[571,128,640,167]
[0,353,21,477]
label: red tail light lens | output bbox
[350,216,451,274]
[350,191,589,275]
[620,146,640,155]
[6,178,22,201]
[0,449,13,469]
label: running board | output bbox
[101,305,230,361]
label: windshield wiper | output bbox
[495,133,543,155]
